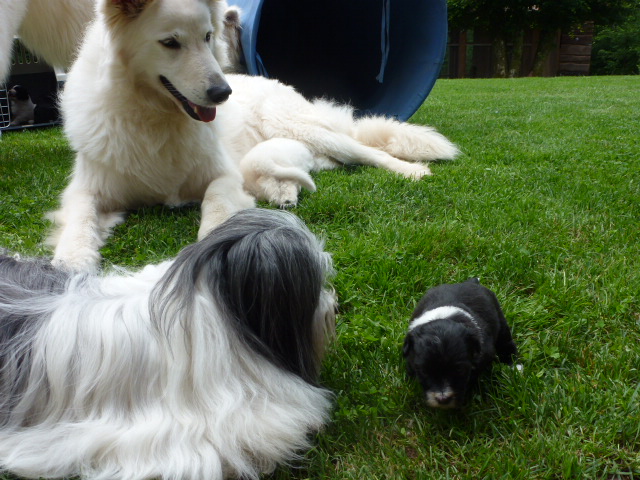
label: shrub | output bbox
[591,10,640,75]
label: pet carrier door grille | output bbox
[0,84,10,129]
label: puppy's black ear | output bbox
[402,335,416,376]
[402,334,413,358]
[465,332,482,362]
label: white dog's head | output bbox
[101,0,233,122]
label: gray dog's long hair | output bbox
[0,209,336,480]
[151,208,335,383]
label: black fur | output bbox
[0,211,336,479]
[8,85,30,102]
[0,254,71,422]
[403,278,518,408]
[151,208,332,384]
[0,254,70,343]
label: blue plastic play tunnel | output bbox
[228,0,448,121]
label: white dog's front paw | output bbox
[52,247,101,273]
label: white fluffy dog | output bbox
[0,208,337,480]
[50,0,459,273]
[223,76,460,205]
[51,0,256,272]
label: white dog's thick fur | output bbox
[0,209,336,480]
[222,75,460,206]
[50,0,459,272]
[0,0,94,82]
[51,0,255,272]
[239,138,335,206]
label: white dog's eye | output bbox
[205,32,212,42]
[160,37,181,49]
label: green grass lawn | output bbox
[1,75,639,479]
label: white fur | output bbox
[0,209,337,480]
[425,385,457,409]
[408,305,477,331]
[0,1,28,82]
[221,5,244,73]
[217,6,460,185]
[0,262,333,480]
[51,0,255,272]
[240,138,337,207]
[49,0,459,272]
[0,0,94,82]
[219,75,460,194]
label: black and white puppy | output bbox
[8,85,35,126]
[0,208,337,480]
[403,278,518,409]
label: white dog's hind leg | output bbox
[239,139,320,207]
[198,174,255,240]
[302,130,433,179]
[0,0,28,81]
[17,0,94,72]
[251,177,303,208]
[354,116,460,162]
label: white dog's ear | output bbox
[104,0,155,23]
[224,6,241,27]
[221,5,244,72]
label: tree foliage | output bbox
[448,0,640,76]
[448,0,636,33]
[591,6,640,74]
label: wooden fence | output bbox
[441,23,594,78]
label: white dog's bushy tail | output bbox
[353,116,461,162]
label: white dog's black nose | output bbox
[207,84,232,104]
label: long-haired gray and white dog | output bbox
[0,209,336,480]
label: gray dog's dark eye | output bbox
[205,32,212,42]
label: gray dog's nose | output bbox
[207,84,232,104]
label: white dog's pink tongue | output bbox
[191,102,216,122]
